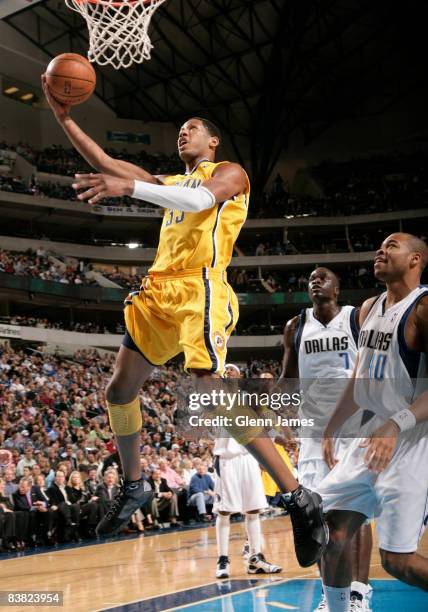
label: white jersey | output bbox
[297,305,358,379]
[355,285,428,420]
[297,305,358,427]
[318,285,428,553]
[296,305,359,465]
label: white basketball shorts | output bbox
[298,437,352,490]
[316,418,428,553]
[213,452,267,514]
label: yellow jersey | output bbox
[149,159,249,273]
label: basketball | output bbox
[45,53,96,105]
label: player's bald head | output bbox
[383,233,428,271]
[404,234,428,271]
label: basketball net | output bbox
[64,0,167,69]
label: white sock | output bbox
[351,581,369,598]
[323,585,351,612]
[245,513,261,556]
[216,514,230,557]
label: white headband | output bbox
[225,363,240,374]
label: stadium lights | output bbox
[4,86,19,94]
[127,242,140,249]
[20,93,34,101]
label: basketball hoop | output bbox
[64,0,167,69]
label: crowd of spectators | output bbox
[312,150,428,212]
[227,263,379,294]
[99,266,142,290]
[246,229,390,257]
[0,248,94,287]
[0,247,379,294]
[0,148,15,173]
[4,316,125,335]
[0,241,383,299]
[255,151,428,218]
[0,174,146,212]
[2,142,426,219]
[4,143,180,179]
[0,175,35,196]
[0,345,288,552]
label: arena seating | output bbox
[0,345,288,551]
[2,143,427,218]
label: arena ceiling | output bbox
[4,0,426,192]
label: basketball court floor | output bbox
[1,516,427,611]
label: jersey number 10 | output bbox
[368,354,387,380]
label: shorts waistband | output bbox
[146,267,227,281]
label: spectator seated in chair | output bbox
[148,468,179,528]
[187,463,215,522]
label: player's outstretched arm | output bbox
[41,75,159,184]
[73,162,249,208]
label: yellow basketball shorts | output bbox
[123,267,238,374]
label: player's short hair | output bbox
[311,267,340,288]
[193,117,222,141]
[405,234,428,271]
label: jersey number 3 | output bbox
[166,210,185,226]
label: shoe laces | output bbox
[350,596,363,611]
[105,490,126,520]
[218,556,229,569]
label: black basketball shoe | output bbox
[96,478,153,538]
[282,486,329,567]
[216,555,230,579]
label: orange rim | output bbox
[75,0,154,6]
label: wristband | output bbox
[389,408,416,432]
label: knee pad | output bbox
[107,397,142,436]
